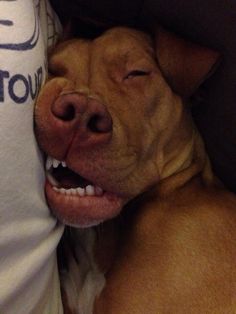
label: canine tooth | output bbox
[77,187,85,197]
[53,187,59,192]
[52,158,60,168]
[47,173,59,187]
[46,156,53,171]
[61,161,67,167]
[86,185,95,196]
[95,186,103,196]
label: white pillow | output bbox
[0,1,64,313]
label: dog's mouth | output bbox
[46,156,104,197]
[45,156,124,227]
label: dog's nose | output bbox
[51,93,113,146]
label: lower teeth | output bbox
[46,170,104,197]
[52,185,103,197]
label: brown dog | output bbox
[35,27,236,313]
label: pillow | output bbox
[0,1,63,313]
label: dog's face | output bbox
[34,27,218,227]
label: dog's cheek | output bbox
[129,86,183,186]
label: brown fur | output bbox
[35,27,236,313]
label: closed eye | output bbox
[124,70,150,80]
[48,66,67,78]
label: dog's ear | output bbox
[155,28,220,98]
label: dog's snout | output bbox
[51,93,113,146]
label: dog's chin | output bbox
[45,180,124,228]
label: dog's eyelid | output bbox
[124,70,150,80]
[48,67,68,79]
[48,60,68,77]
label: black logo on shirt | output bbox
[0,67,43,103]
[0,0,39,51]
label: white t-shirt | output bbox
[0,1,64,313]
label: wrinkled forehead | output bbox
[93,27,154,61]
[51,27,155,67]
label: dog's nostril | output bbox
[62,104,76,121]
[88,115,101,133]
[51,93,113,137]
[88,114,113,133]
[53,103,76,122]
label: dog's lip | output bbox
[45,180,124,227]
[44,155,125,226]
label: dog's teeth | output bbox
[52,158,60,168]
[77,187,85,196]
[46,156,67,169]
[53,187,67,194]
[95,186,103,196]
[71,188,77,195]
[61,161,67,167]
[46,156,53,171]
[52,185,104,197]
[85,185,95,196]
[47,173,59,187]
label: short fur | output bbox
[35,27,236,313]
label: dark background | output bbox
[50,0,236,193]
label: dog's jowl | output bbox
[35,27,236,314]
